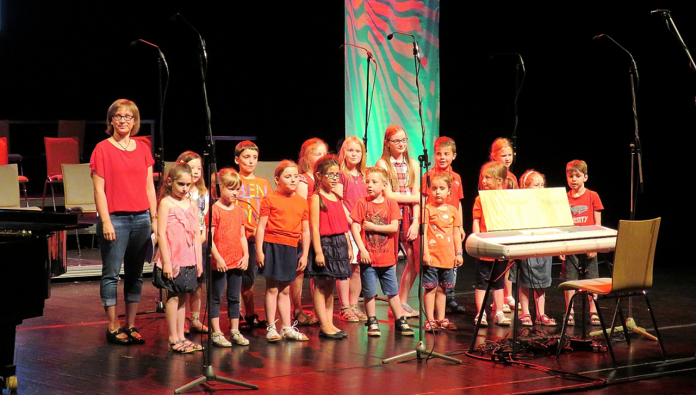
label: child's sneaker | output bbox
[352,305,368,321]
[394,316,415,336]
[281,322,309,341]
[366,316,381,337]
[231,329,250,346]
[474,312,488,327]
[494,311,511,326]
[339,306,360,322]
[212,332,232,347]
[266,321,282,342]
[424,319,439,332]
[438,318,457,330]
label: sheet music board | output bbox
[480,187,573,232]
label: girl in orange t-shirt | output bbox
[489,137,518,311]
[207,168,250,347]
[256,160,311,342]
[422,173,464,332]
[472,161,510,327]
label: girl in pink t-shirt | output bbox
[155,164,203,353]
[335,136,369,322]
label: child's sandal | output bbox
[182,339,204,352]
[424,319,438,332]
[536,314,556,326]
[169,340,195,354]
[519,314,533,327]
[564,313,575,326]
[590,313,601,326]
[187,316,209,333]
[438,318,457,330]
[293,310,319,326]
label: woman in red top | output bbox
[90,99,157,345]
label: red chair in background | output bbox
[0,137,29,207]
[42,137,79,211]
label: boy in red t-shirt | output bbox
[234,141,273,330]
[421,136,465,314]
[562,159,604,326]
[351,167,414,337]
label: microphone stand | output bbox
[342,43,377,153]
[123,39,169,317]
[382,33,461,365]
[173,14,257,393]
[592,35,653,342]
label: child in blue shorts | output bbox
[350,167,414,337]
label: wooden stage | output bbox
[10,256,696,394]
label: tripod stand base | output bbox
[382,341,462,364]
[174,365,258,393]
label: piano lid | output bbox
[0,208,80,232]
[479,187,573,232]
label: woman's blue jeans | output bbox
[98,211,152,307]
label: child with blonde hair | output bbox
[489,137,518,313]
[207,168,250,347]
[350,167,414,337]
[335,136,369,322]
[472,161,510,327]
[176,151,209,335]
[511,170,555,327]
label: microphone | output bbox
[650,9,671,16]
[130,39,169,72]
[593,34,639,84]
[387,31,420,58]
[341,43,377,64]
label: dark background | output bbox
[0,2,690,265]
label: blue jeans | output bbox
[360,264,398,298]
[211,269,243,319]
[98,211,152,307]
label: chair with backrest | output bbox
[0,120,24,175]
[556,218,665,368]
[0,164,39,210]
[42,137,80,211]
[0,137,29,207]
[62,163,97,256]
[58,120,86,159]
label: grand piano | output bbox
[0,209,82,392]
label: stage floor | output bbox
[10,256,696,394]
